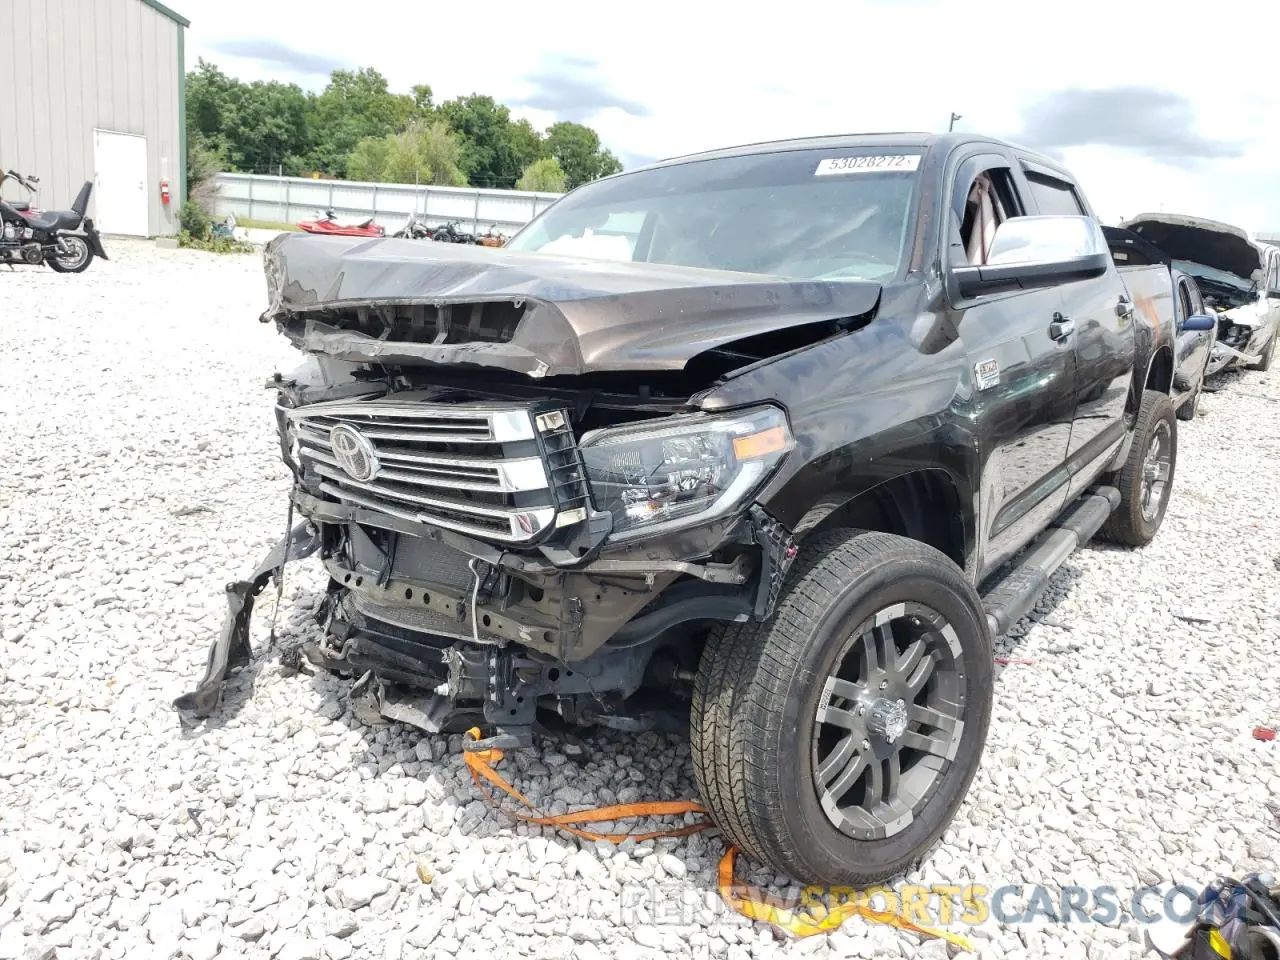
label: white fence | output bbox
[212,173,564,236]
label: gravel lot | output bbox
[1,240,1278,960]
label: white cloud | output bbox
[182,0,1280,231]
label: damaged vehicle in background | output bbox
[1103,226,1220,419]
[1120,214,1280,376]
[179,133,1189,886]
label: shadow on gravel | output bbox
[990,560,1085,662]
[176,557,1097,903]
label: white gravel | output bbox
[1,241,1278,960]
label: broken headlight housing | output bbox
[579,406,794,538]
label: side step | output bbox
[981,485,1120,637]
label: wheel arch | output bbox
[1144,344,1174,395]
[792,467,971,573]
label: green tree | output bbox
[411,84,435,113]
[308,68,418,176]
[226,80,310,172]
[347,121,467,186]
[185,60,310,174]
[437,94,525,187]
[345,137,392,183]
[543,122,623,187]
[508,119,543,174]
[186,59,237,150]
[516,157,567,193]
[185,61,626,192]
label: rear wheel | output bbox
[691,529,993,886]
[1098,389,1176,546]
[47,236,92,273]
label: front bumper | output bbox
[172,521,320,716]
[174,490,798,741]
[1206,340,1263,375]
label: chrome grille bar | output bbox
[289,396,574,543]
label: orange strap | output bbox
[461,728,715,843]
[719,848,972,948]
[461,728,971,950]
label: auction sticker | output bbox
[815,154,921,176]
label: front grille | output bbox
[287,395,587,543]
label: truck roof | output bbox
[638,132,1077,180]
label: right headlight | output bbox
[579,405,794,539]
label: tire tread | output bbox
[691,529,990,883]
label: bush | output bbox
[516,157,567,193]
[177,201,212,240]
[177,229,255,255]
[347,121,468,186]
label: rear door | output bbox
[1017,161,1136,502]
[944,149,1077,577]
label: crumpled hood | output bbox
[1120,213,1263,284]
[260,234,882,377]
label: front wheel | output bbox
[47,236,93,273]
[690,529,993,886]
[1098,389,1177,546]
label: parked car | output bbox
[1103,225,1218,419]
[179,132,1188,887]
[1120,214,1280,375]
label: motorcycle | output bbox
[431,220,476,244]
[296,209,385,238]
[0,170,108,273]
[477,225,507,248]
[392,213,432,239]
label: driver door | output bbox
[944,152,1078,578]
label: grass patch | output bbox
[178,230,256,255]
[236,218,302,232]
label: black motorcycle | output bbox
[431,220,476,244]
[0,170,108,273]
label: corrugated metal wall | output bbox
[214,173,563,236]
[0,0,182,236]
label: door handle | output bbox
[1049,313,1075,341]
[1116,295,1134,319]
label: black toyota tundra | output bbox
[179,132,1204,886]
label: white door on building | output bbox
[93,130,149,236]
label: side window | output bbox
[1177,280,1194,321]
[958,169,1021,266]
[1024,172,1086,216]
[1187,279,1205,316]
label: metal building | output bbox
[0,0,188,237]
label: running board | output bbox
[981,486,1120,637]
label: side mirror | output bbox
[951,215,1111,299]
[1181,313,1217,332]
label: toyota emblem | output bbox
[329,423,379,482]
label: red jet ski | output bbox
[296,209,385,238]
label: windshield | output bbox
[1172,259,1256,304]
[506,148,922,281]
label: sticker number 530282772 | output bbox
[814,155,922,176]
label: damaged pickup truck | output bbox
[179,133,1190,886]
[1118,213,1280,376]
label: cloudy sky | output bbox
[182,0,1280,233]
